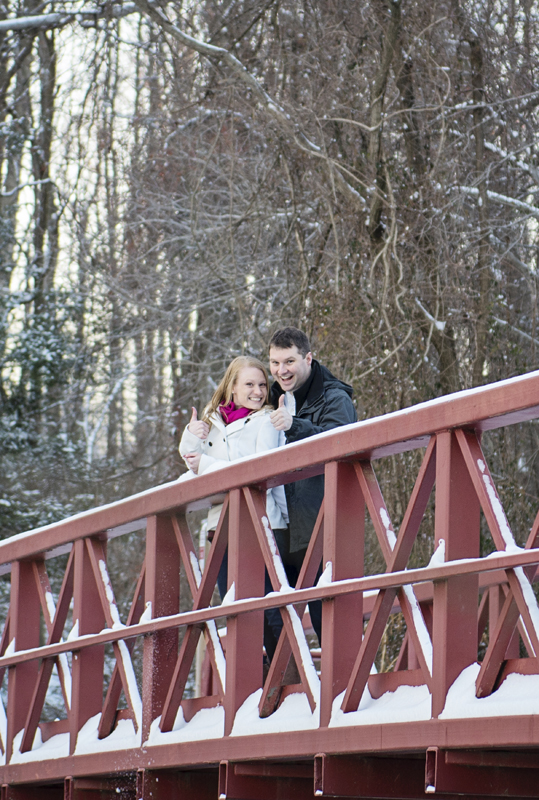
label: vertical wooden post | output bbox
[6,561,41,761]
[432,431,480,717]
[224,488,265,736]
[142,515,180,742]
[70,539,105,754]
[320,462,364,727]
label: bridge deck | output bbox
[2,372,539,798]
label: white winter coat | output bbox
[179,409,288,531]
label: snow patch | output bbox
[147,705,224,745]
[330,682,431,727]
[285,605,320,703]
[441,663,539,718]
[231,689,319,735]
[380,508,396,550]
[477,460,521,552]
[428,539,445,567]
[98,560,123,628]
[66,620,79,641]
[221,583,235,605]
[190,551,203,588]
[74,713,140,754]
[402,585,433,673]
[206,620,226,689]
[317,561,333,587]
[138,601,152,624]
[262,516,290,590]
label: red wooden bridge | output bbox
[3,372,539,799]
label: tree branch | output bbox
[130,0,363,207]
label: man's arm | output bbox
[285,388,356,443]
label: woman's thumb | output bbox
[279,394,285,408]
[190,407,198,422]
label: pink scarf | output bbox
[219,402,252,425]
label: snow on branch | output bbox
[0,3,137,32]
[493,317,539,347]
[130,0,362,207]
[415,298,446,332]
[484,141,539,186]
[459,185,539,218]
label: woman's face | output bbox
[232,367,267,410]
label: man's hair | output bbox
[269,327,311,357]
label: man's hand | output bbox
[183,452,202,473]
[270,394,293,431]
[187,407,209,439]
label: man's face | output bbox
[269,345,312,393]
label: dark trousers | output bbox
[216,528,322,662]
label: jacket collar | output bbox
[209,407,266,432]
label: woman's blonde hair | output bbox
[203,356,271,423]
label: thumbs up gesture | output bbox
[187,407,210,440]
[270,394,293,431]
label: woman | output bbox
[180,356,288,660]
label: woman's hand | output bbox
[187,407,209,439]
[183,452,202,474]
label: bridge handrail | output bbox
[3,368,539,565]
[0,545,537,671]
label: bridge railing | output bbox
[1,371,539,773]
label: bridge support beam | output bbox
[136,768,217,799]
[320,462,364,727]
[426,747,539,797]
[2,786,62,800]
[219,761,313,799]
[314,753,428,799]
[432,431,480,718]
[64,775,136,799]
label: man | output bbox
[268,326,357,643]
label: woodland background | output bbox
[1,0,539,578]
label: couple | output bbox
[179,326,356,659]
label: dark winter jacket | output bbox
[270,360,356,552]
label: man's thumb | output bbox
[279,395,285,408]
[190,407,198,422]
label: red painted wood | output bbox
[160,511,227,732]
[243,487,317,711]
[315,752,429,799]
[432,431,480,717]
[342,444,436,713]
[70,538,106,754]
[320,462,364,727]
[2,372,539,569]
[136,768,217,799]
[426,746,539,796]
[142,516,180,742]
[2,545,539,678]
[224,489,265,735]
[259,502,324,717]
[6,561,41,761]
[99,565,145,739]
[65,774,136,798]
[219,761,313,800]
[20,561,72,754]
[4,374,539,794]
[2,785,62,799]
